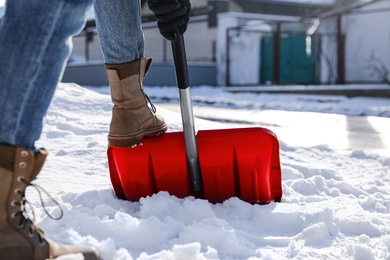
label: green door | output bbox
[261,36,273,84]
[261,34,316,84]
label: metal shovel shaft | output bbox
[171,34,203,192]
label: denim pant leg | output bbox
[94,0,144,64]
[0,0,94,151]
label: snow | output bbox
[28,82,390,259]
[271,0,334,5]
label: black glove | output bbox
[148,0,191,41]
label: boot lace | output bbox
[142,88,157,113]
[145,94,157,113]
[13,177,64,245]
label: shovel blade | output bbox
[107,127,282,204]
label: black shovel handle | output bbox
[171,33,203,192]
[171,33,190,90]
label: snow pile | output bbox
[141,86,390,118]
[28,83,390,259]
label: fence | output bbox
[225,25,339,86]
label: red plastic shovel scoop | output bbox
[107,33,282,204]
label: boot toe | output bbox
[48,239,100,260]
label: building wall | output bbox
[317,18,338,84]
[71,33,104,62]
[70,19,215,64]
[143,19,216,63]
[217,12,301,85]
[68,0,390,86]
[343,0,390,83]
[310,0,390,84]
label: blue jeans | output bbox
[0,0,144,150]
[94,0,145,64]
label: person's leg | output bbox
[0,0,92,151]
[94,0,144,63]
[0,0,99,258]
[94,0,167,148]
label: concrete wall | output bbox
[70,18,216,64]
[343,0,390,83]
[216,12,300,85]
[142,18,216,62]
[318,0,390,84]
[63,61,216,87]
[228,22,272,85]
[317,18,338,84]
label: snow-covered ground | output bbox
[30,82,390,260]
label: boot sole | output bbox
[108,124,168,148]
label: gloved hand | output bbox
[148,0,191,41]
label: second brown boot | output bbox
[0,145,99,260]
[105,58,168,147]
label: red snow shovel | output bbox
[107,33,282,204]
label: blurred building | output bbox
[66,0,390,86]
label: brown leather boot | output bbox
[0,145,99,260]
[105,58,168,147]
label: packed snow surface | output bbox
[29,83,390,260]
